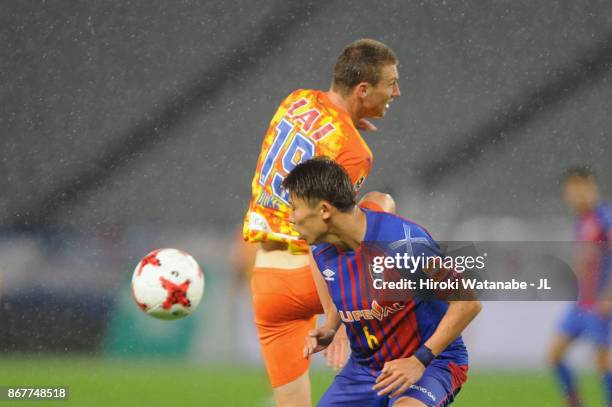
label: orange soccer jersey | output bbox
[243,89,373,253]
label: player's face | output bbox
[363,64,400,118]
[563,177,599,214]
[289,196,328,244]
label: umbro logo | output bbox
[322,268,335,281]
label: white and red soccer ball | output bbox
[131,248,204,320]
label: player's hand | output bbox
[303,327,336,358]
[372,356,426,398]
[598,301,612,316]
[357,118,377,131]
[323,324,349,371]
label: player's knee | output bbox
[595,348,609,373]
[273,372,311,407]
[548,349,560,365]
[359,191,396,214]
[547,343,565,365]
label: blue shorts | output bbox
[558,304,611,347]
[318,356,468,407]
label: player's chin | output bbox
[305,237,317,245]
[298,234,312,244]
[375,107,388,118]
[381,100,393,115]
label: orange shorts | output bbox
[251,265,323,388]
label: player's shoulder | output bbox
[364,209,435,242]
[577,207,608,242]
[282,88,317,103]
[596,203,612,231]
[597,203,611,220]
[585,204,611,227]
[278,89,328,117]
[272,89,316,119]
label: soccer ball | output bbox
[131,248,204,320]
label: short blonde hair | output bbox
[333,39,398,92]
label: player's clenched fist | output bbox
[303,327,336,358]
[372,357,426,398]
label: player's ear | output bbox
[355,82,369,99]
[319,201,333,220]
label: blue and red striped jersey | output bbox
[575,203,611,307]
[311,208,468,371]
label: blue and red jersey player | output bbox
[550,166,612,407]
[282,157,481,407]
[559,203,612,347]
[571,203,612,309]
[311,210,470,406]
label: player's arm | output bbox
[419,248,482,355]
[422,299,482,356]
[374,239,481,398]
[600,258,612,314]
[574,222,609,313]
[574,240,599,278]
[374,299,481,398]
[303,252,341,358]
[417,258,482,358]
[308,252,349,369]
[309,252,339,327]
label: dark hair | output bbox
[333,39,398,92]
[562,165,595,182]
[281,157,356,212]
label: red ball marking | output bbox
[137,250,162,276]
[160,277,191,310]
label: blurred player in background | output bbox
[243,39,400,406]
[283,158,481,406]
[549,166,612,407]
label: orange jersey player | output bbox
[244,88,373,254]
[243,39,400,407]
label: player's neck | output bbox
[329,206,367,251]
[326,89,362,127]
[577,200,600,216]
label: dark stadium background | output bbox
[1,1,611,405]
